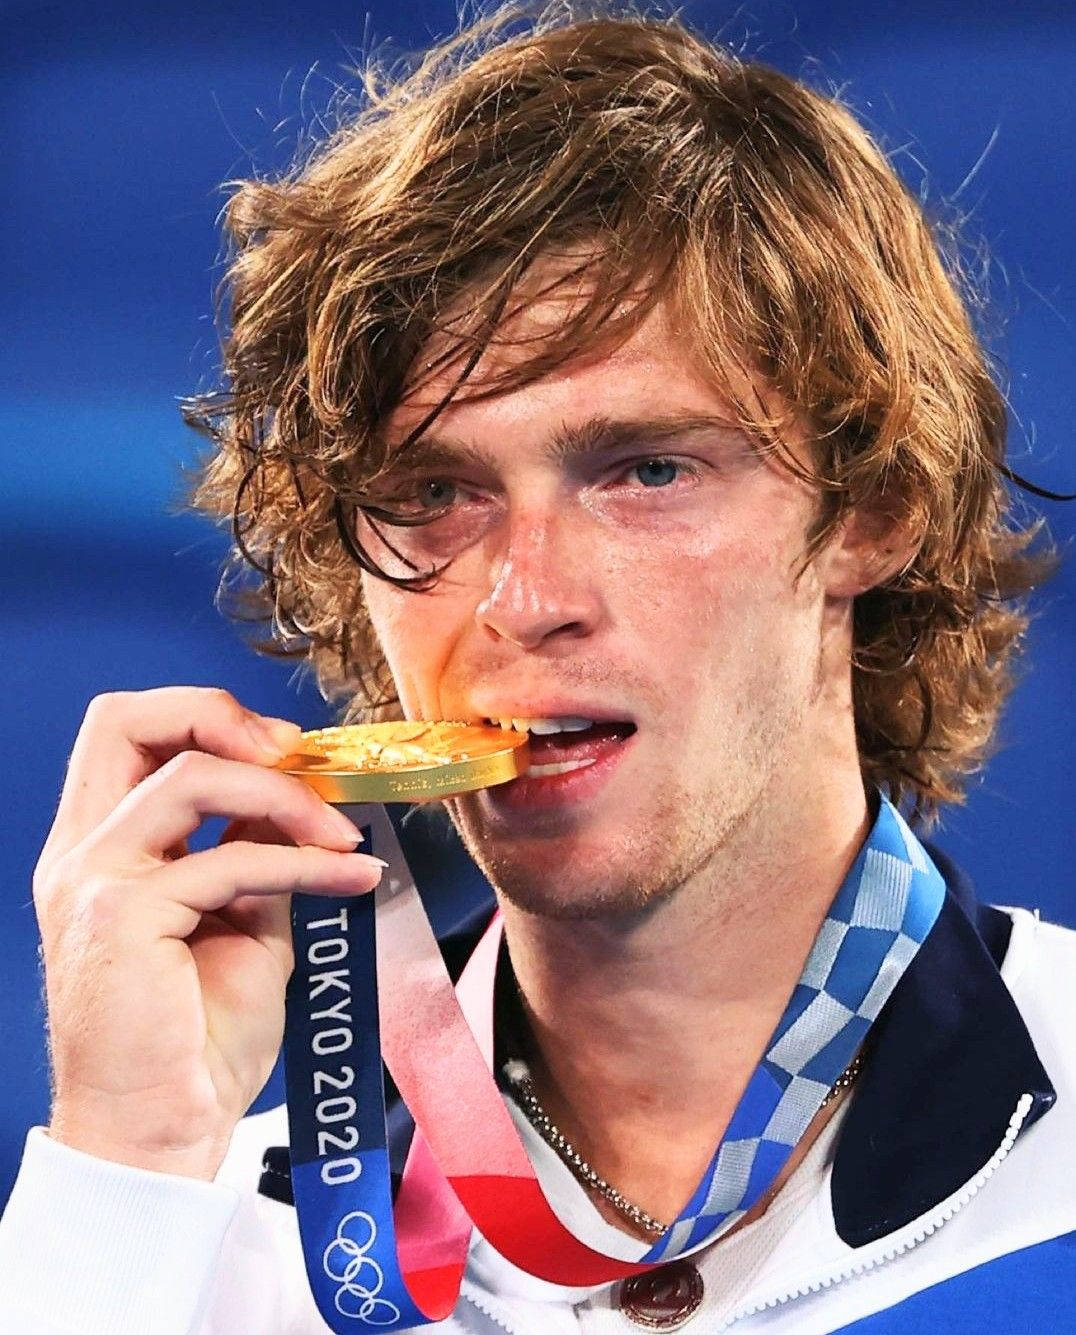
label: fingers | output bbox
[126,841,385,941]
[45,687,303,865]
[76,750,363,863]
[214,817,316,975]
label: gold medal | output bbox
[276,721,530,803]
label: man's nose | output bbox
[475,509,604,650]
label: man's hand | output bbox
[32,687,384,1182]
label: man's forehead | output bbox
[385,295,729,445]
[382,297,806,470]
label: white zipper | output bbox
[717,1092,1036,1329]
[460,1288,519,1332]
[455,1092,1035,1334]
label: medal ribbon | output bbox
[284,797,945,1329]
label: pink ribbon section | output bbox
[371,804,653,1293]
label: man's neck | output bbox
[499,766,872,1231]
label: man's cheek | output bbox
[643,555,751,642]
[364,586,449,716]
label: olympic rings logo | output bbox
[322,1210,402,1326]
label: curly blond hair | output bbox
[184,4,1052,821]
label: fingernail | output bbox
[354,855,389,869]
[247,716,302,758]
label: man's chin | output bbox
[445,775,730,922]
[481,864,662,922]
[450,826,666,921]
[446,798,633,916]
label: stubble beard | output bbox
[448,789,715,923]
[446,700,801,924]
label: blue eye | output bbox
[416,479,457,509]
[633,459,679,487]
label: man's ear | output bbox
[820,506,922,599]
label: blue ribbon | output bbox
[284,810,425,1331]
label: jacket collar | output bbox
[830,841,1056,1245]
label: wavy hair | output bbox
[183,3,1054,821]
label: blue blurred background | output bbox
[2,0,1073,1209]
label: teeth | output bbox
[487,716,594,734]
[527,758,597,777]
[523,716,594,734]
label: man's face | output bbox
[361,291,850,919]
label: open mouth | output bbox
[482,716,637,778]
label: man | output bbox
[1,8,1073,1333]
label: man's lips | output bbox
[477,720,638,813]
[523,720,636,770]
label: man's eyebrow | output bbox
[384,414,747,471]
[381,435,487,472]
[544,414,747,461]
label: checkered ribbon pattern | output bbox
[644,796,946,1261]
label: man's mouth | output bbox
[482,716,637,779]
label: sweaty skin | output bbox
[360,272,906,1232]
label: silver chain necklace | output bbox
[503,1052,864,1238]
